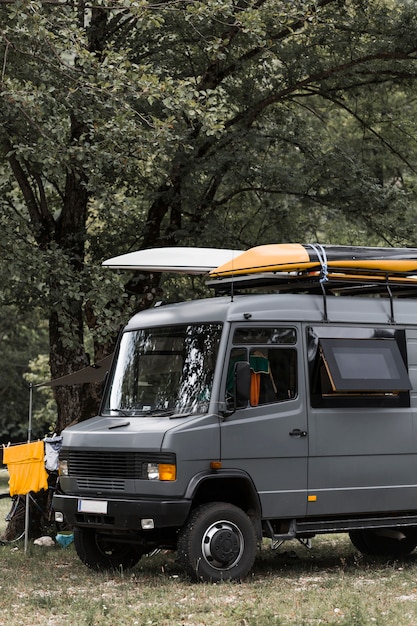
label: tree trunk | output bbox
[47,304,103,433]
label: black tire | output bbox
[1,496,26,543]
[349,528,417,558]
[349,529,370,554]
[74,527,143,571]
[177,502,257,582]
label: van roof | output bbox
[125,291,417,330]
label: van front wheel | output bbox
[177,502,257,582]
[349,528,417,558]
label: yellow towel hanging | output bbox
[3,441,48,496]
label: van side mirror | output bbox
[221,360,251,418]
[235,361,251,408]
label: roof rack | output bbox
[207,268,417,325]
[207,268,417,296]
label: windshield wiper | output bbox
[145,408,176,417]
[109,407,192,418]
[109,407,170,416]
[108,420,130,429]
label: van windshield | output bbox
[103,323,223,417]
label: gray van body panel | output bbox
[58,291,417,530]
[306,324,417,517]
[219,321,308,519]
[60,412,221,499]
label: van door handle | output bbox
[289,429,307,438]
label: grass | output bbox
[0,514,417,626]
[1,474,417,625]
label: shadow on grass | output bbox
[129,534,417,584]
[253,535,417,576]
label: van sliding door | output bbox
[306,325,417,517]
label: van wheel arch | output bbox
[186,472,262,539]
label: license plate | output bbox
[77,499,108,514]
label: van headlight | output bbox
[146,462,176,481]
[59,460,69,476]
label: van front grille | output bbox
[61,449,176,480]
[77,478,125,492]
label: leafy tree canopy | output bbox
[1,0,417,431]
[0,305,54,442]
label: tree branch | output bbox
[197,0,338,91]
[233,47,417,128]
[297,87,417,175]
[1,137,57,247]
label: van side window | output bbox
[227,327,297,407]
[308,327,411,408]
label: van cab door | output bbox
[220,324,308,518]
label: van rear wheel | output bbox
[177,502,257,582]
[349,528,417,558]
[74,527,144,571]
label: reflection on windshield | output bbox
[104,323,223,416]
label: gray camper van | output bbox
[53,245,417,582]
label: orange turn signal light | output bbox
[158,464,177,481]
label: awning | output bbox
[37,354,113,388]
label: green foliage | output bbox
[0,306,52,442]
[1,0,417,427]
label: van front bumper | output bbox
[53,493,192,531]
